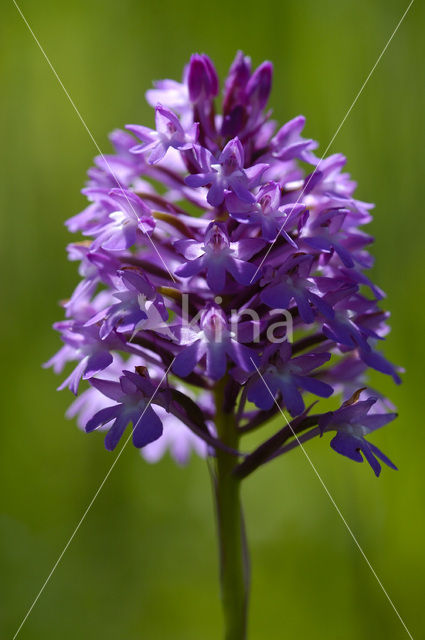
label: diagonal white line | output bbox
[11,361,174,640]
[249,358,414,639]
[12,0,176,283]
[251,0,415,281]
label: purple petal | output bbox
[226,341,259,372]
[185,173,212,188]
[207,180,225,207]
[277,378,304,416]
[226,257,257,286]
[368,441,398,471]
[175,255,205,278]
[147,142,167,165]
[173,341,205,377]
[58,358,88,395]
[206,342,228,380]
[125,124,156,143]
[132,405,163,448]
[229,177,255,204]
[293,291,315,324]
[246,61,273,112]
[247,374,276,410]
[86,404,121,432]
[360,442,382,477]
[261,283,292,310]
[206,259,227,292]
[104,412,131,451]
[330,432,363,463]
[294,375,333,399]
[89,378,124,401]
[83,351,113,379]
[359,413,397,432]
[360,349,401,384]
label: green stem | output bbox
[213,379,250,640]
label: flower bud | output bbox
[187,54,219,103]
[246,61,273,114]
[223,50,252,114]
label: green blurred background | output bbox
[1,0,424,638]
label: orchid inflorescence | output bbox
[47,52,401,477]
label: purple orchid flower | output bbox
[226,181,306,244]
[319,396,397,476]
[302,209,357,268]
[174,221,264,292]
[64,245,121,313]
[172,304,259,381]
[91,188,154,252]
[44,324,116,395]
[271,115,318,162]
[185,138,260,206]
[247,342,333,415]
[127,104,198,165]
[260,254,333,323]
[86,369,164,451]
[85,269,168,340]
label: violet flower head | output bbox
[47,51,400,475]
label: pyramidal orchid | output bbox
[47,51,401,639]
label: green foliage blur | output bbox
[1,0,424,638]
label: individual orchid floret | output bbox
[86,368,164,451]
[226,181,306,244]
[302,208,358,268]
[174,221,263,292]
[92,188,154,251]
[260,254,333,323]
[271,115,318,162]
[319,395,397,476]
[79,128,148,195]
[64,245,121,313]
[127,104,198,165]
[247,342,333,415]
[172,303,259,381]
[45,324,116,395]
[68,356,210,465]
[85,269,168,340]
[185,138,257,206]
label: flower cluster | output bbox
[47,52,400,476]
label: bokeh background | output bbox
[1,0,424,638]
